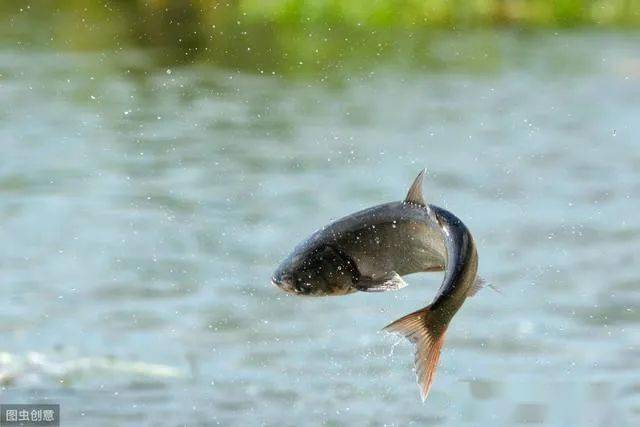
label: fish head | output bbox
[272,244,358,296]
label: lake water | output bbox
[1,30,640,426]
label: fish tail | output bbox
[383,305,449,402]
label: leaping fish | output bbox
[272,170,485,401]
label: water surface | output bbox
[1,30,640,426]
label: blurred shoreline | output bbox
[1,1,638,77]
[1,1,638,55]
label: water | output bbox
[1,30,640,426]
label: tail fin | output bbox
[383,305,448,402]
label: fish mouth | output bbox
[271,276,299,295]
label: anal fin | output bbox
[467,276,502,297]
[356,271,408,292]
[467,276,486,297]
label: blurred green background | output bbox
[2,0,639,75]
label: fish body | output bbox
[272,170,482,400]
[273,200,446,295]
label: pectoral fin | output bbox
[356,271,408,292]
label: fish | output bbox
[272,169,485,401]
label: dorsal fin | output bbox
[404,169,427,206]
